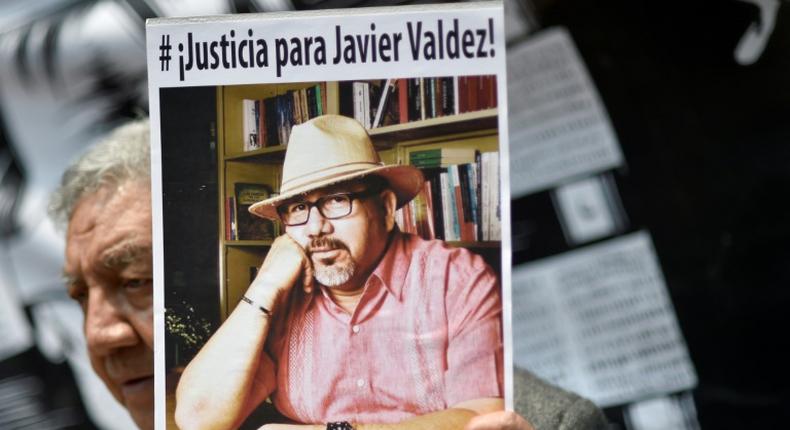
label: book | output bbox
[409,147,477,167]
[398,78,409,124]
[242,99,260,152]
[439,172,455,241]
[228,196,237,240]
[353,82,371,129]
[372,79,394,128]
[234,183,274,240]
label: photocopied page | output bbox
[511,231,697,406]
[146,3,512,428]
[507,27,624,198]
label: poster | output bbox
[146,3,512,428]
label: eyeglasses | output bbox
[276,189,379,226]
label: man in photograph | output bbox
[49,120,154,430]
[176,114,504,429]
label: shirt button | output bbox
[356,378,365,388]
[352,325,360,334]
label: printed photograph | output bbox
[158,76,505,428]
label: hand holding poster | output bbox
[147,3,512,429]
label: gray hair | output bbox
[49,119,150,229]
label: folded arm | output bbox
[175,235,313,430]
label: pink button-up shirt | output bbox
[258,231,503,424]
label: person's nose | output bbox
[84,286,139,356]
[305,205,332,238]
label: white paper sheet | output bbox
[507,27,624,198]
[512,231,697,406]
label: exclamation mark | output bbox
[488,18,495,57]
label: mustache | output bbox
[306,237,349,254]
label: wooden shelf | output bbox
[224,145,287,162]
[224,240,274,247]
[370,108,498,148]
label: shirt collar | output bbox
[368,228,410,301]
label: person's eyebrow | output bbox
[62,270,85,299]
[62,271,81,289]
[100,241,152,270]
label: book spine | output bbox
[242,99,257,152]
[306,87,315,120]
[314,84,322,116]
[372,79,392,128]
[426,77,435,119]
[453,76,460,115]
[421,180,435,240]
[398,78,409,124]
[457,76,468,114]
[225,197,232,241]
[458,163,473,223]
[353,82,366,128]
[292,90,302,124]
[441,77,453,116]
[409,148,442,161]
[449,166,462,241]
[467,76,479,113]
[489,75,498,108]
[229,196,237,240]
[419,77,426,121]
[439,172,454,241]
[467,163,479,242]
[320,82,327,115]
[451,165,474,241]
[427,173,444,240]
[300,88,309,123]
[478,76,488,111]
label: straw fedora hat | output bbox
[249,114,424,220]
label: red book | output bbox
[489,76,498,108]
[477,77,488,110]
[467,76,479,112]
[458,76,468,113]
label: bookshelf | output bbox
[216,78,501,320]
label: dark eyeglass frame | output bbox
[276,188,380,226]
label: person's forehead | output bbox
[301,178,369,200]
[64,182,152,273]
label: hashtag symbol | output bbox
[159,35,172,72]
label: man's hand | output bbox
[248,234,315,306]
[463,411,535,430]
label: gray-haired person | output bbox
[49,119,154,430]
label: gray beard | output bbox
[314,260,357,287]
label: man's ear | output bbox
[381,189,398,232]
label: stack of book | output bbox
[242,83,327,151]
[396,150,501,242]
[341,75,498,130]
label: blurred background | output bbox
[0,0,786,429]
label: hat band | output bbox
[281,161,384,193]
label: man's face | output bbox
[284,179,396,289]
[64,181,153,430]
